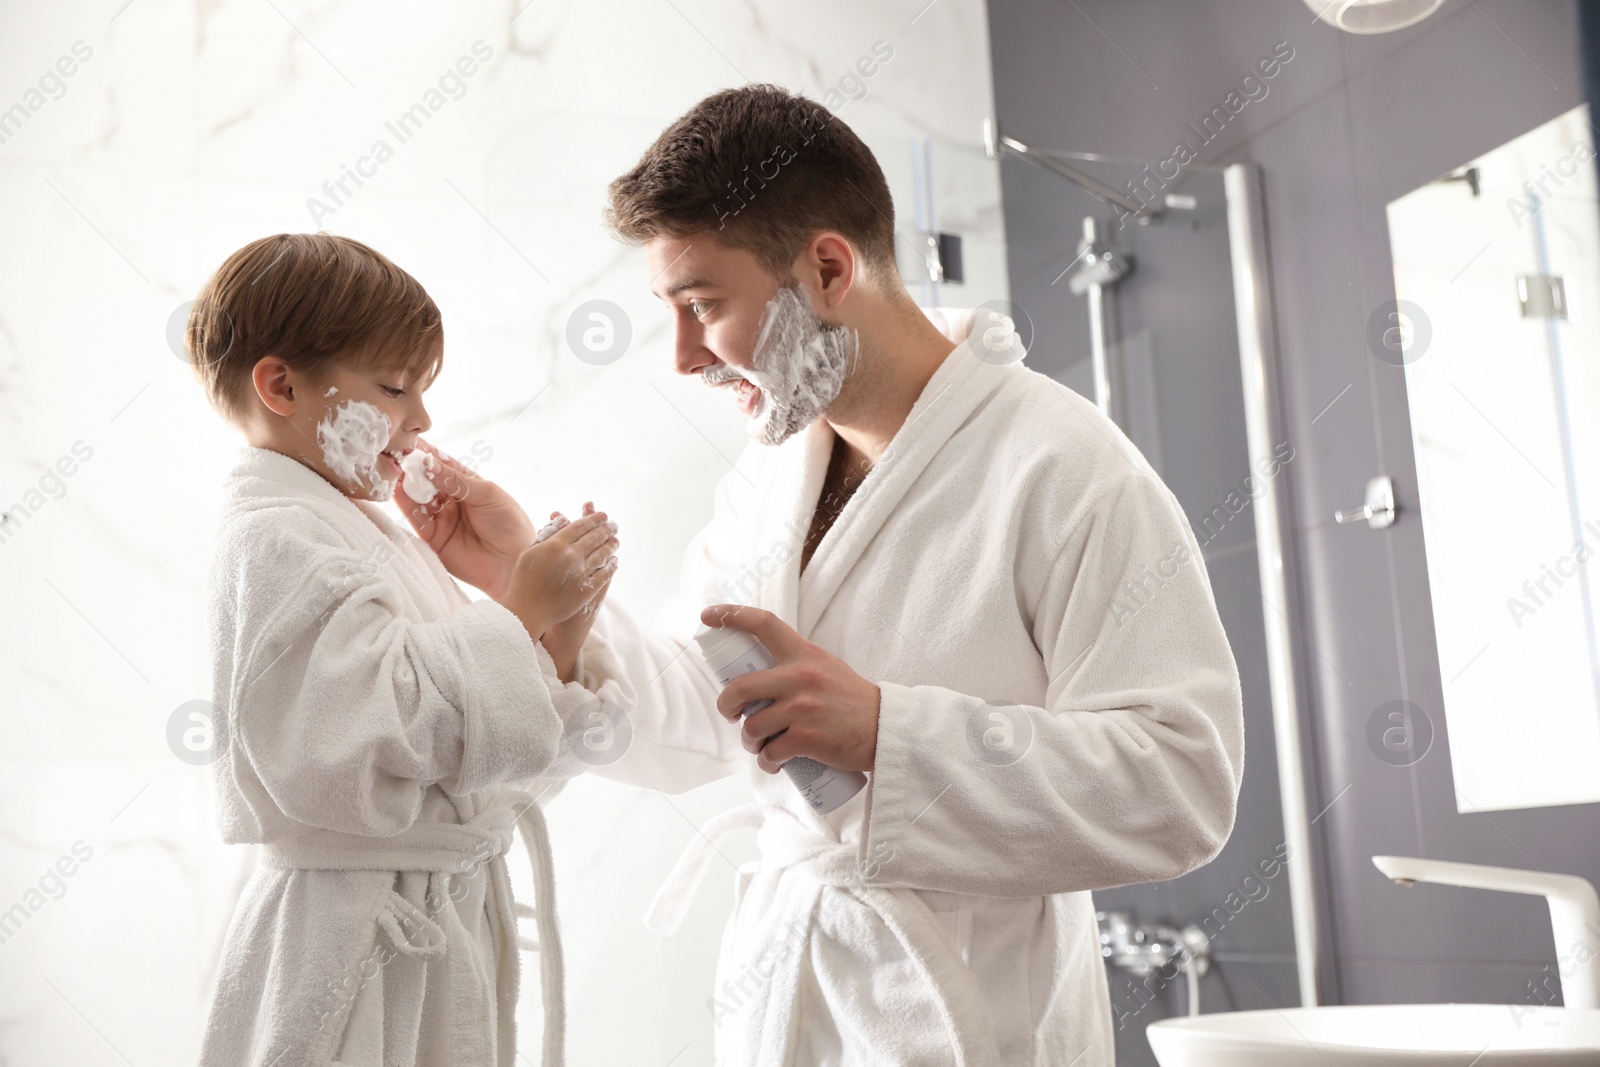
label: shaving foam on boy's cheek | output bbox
[743,285,854,446]
[316,399,392,499]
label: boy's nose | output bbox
[410,402,432,435]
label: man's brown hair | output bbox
[605,84,897,275]
[187,233,443,422]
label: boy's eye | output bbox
[380,385,404,398]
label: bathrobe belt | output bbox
[645,803,1003,1067]
[260,790,566,1067]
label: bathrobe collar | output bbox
[759,308,1026,634]
[227,444,405,542]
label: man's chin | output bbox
[745,406,790,447]
[745,402,818,447]
[745,417,784,447]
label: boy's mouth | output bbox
[378,447,413,475]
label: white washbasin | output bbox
[1147,1004,1600,1065]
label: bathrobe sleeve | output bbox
[533,469,750,795]
[860,471,1245,897]
[223,509,564,836]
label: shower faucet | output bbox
[1096,909,1211,1016]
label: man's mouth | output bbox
[734,378,762,416]
[708,374,762,417]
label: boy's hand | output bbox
[541,572,614,683]
[397,441,535,600]
[541,505,618,683]
[501,512,618,645]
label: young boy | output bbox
[191,233,626,1067]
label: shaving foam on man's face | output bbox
[704,284,857,446]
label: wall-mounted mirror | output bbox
[1387,102,1600,813]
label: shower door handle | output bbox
[1334,475,1396,529]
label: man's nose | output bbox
[673,315,713,376]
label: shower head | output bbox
[1065,217,1134,295]
[1066,247,1133,295]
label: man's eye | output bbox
[689,300,710,318]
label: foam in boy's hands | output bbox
[533,514,569,543]
[533,510,620,544]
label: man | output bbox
[416,84,1244,1066]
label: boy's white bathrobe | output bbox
[199,447,629,1067]
[566,308,1245,1066]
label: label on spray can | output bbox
[693,625,868,816]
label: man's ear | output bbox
[251,356,298,417]
[801,232,856,310]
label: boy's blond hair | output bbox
[187,233,443,422]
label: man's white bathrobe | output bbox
[568,309,1245,1066]
[199,447,628,1067]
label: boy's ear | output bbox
[251,356,298,417]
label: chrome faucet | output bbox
[1096,909,1211,1015]
[1373,855,1600,1010]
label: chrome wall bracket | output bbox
[1334,475,1397,530]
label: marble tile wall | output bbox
[0,0,1008,1061]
